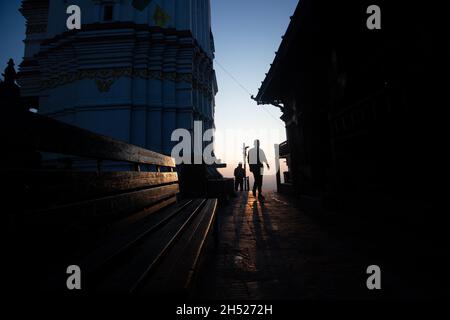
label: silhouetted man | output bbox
[234,162,245,191]
[247,139,270,200]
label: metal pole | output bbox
[243,143,249,191]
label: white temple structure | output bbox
[19,0,218,156]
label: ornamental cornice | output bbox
[31,22,212,62]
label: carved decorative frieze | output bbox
[40,68,211,95]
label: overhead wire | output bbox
[215,59,281,122]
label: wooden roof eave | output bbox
[255,1,304,105]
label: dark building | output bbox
[256,0,448,214]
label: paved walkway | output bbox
[195,192,377,300]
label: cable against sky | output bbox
[215,59,281,122]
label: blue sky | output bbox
[0,0,298,184]
[0,1,26,68]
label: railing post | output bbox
[275,144,281,193]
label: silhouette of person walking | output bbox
[234,162,245,191]
[247,139,270,200]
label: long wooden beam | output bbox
[4,111,176,167]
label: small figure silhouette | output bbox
[234,162,245,192]
[2,59,18,85]
[247,139,270,200]
[0,59,26,112]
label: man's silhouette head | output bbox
[238,162,243,168]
